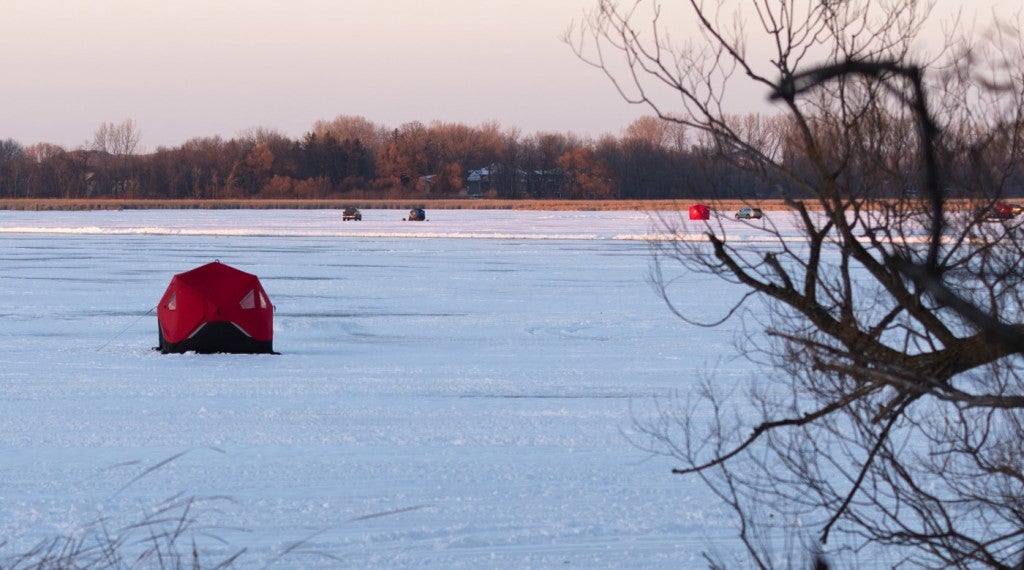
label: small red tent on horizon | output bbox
[689,203,711,220]
[157,261,275,354]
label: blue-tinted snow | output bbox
[0,208,841,568]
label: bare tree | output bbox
[569,1,1024,567]
[92,118,142,156]
[311,114,388,154]
[0,138,25,197]
[89,118,143,196]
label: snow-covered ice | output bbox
[0,208,780,567]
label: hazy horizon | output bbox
[2,0,1015,151]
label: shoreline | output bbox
[0,198,978,213]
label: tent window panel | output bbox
[167,292,177,311]
[240,290,256,310]
[258,291,269,309]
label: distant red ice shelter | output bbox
[689,203,711,220]
[157,261,275,354]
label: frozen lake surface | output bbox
[0,208,778,567]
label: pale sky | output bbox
[1,0,1017,150]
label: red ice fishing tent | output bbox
[689,203,711,220]
[157,261,274,354]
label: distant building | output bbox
[465,164,530,198]
[465,167,492,198]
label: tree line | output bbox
[0,114,810,202]
[4,110,1020,204]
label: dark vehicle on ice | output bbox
[735,207,764,220]
[342,207,362,221]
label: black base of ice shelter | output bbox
[158,322,274,354]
